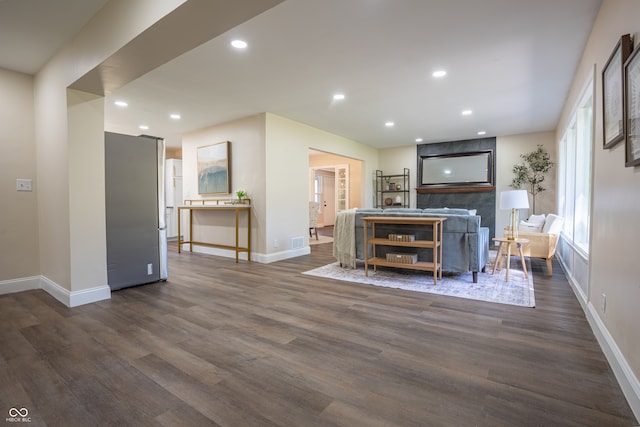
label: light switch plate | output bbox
[16,179,32,192]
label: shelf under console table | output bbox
[177,201,251,262]
[362,216,446,285]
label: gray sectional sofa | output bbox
[353,208,490,283]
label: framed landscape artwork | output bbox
[602,34,632,149]
[197,141,230,194]
[625,46,640,167]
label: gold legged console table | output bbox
[362,216,446,285]
[177,200,251,263]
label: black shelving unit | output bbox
[375,168,410,209]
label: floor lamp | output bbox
[500,190,529,240]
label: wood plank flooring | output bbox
[0,240,637,426]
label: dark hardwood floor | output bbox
[0,241,637,426]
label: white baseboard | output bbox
[186,244,310,264]
[557,256,640,422]
[0,275,111,307]
[256,246,310,263]
[0,276,41,294]
[586,301,640,422]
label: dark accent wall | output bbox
[417,137,497,239]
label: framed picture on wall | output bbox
[602,34,633,149]
[197,141,230,194]
[624,47,640,166]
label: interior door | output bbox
[321,172,336,226]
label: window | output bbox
[558,80,593,255]
[314,175,322,204]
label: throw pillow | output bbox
[542,213,564,234]
[519,220,543,233]
[528,214,546,226]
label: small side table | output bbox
[492,237,530,282]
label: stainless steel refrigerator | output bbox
[105,131,168,291]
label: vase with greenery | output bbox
[510,145,554,214]
[236,189,248,203]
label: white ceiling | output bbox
[0,0,109,74]
[1,0,602,149]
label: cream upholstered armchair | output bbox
[309,201,320,240]
[505,213,563,275]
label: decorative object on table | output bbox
[388,234,415,242]
[197,141,230,194]
[236,188,248,203]
[386,253,418,264]
[603,34,633,149]
[510,144,553,214]
[500,189,529,240]
[384,197,393,206]
[625,42,640,167]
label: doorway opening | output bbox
[309,149,363,228]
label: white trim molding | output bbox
[557,257,640,422]
[0,276,41,295]
[0,275,111,307]
[188,244,310,264]
[587,302,640,422]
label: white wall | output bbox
[265,114,378,257]
[181,114,266,258]
[379,145,416,209]
[556,0,640,418]
[495,132,557,232]
[67,90,108,292]
[0,68,39,281]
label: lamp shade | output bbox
[499,190,529,210]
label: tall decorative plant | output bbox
[510,145,554,214]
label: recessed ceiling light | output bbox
[477,131,486,135]
[432,70,447,78]
[139,125,149,130]
[385,121,395,127]
[462,110,473,116]
[231,39,248,49]
[114,100,128,107]
[333,93,345,101]
[170,113,181,120]
[415,138,423,142]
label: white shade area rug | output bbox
[309,235,333,246]
[303,254,535,308]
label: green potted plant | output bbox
[236,188,248,203]
[510,145,554,214]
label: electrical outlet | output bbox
[147,263,153,275]
[274,239,279,248]
[16,178,32,191]
[601,293,606,313]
